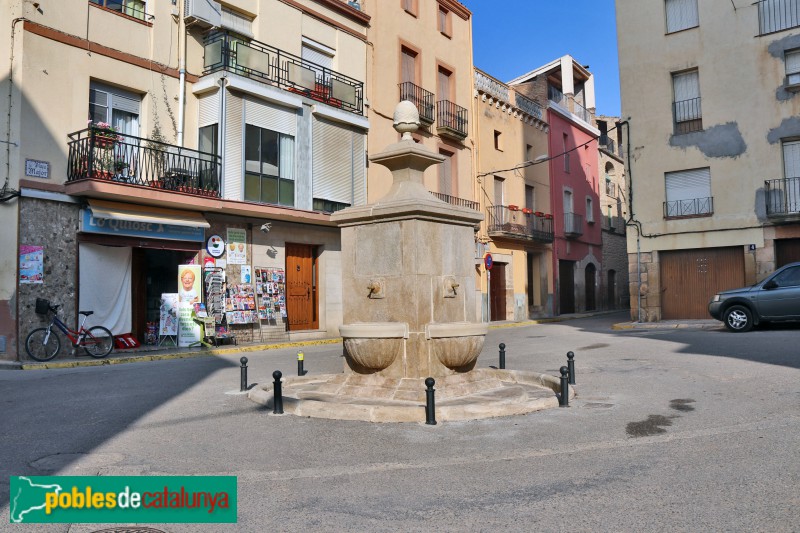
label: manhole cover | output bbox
[91,529,167,533]
[583,402,614,409]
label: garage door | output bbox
[660,247,744,319]
[776,239,800,267]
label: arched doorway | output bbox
[585,263,596,311]
[607,269,617,309]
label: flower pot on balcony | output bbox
[522,208,533,214]
[91,170,114,180]
[535,211,544,217]
[544,214,553,220]
[508,205,519,211]
[95,137,116,149]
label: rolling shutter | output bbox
[665,0,699,33]
[244,96,296,136]
[198,91,220,127]
[665,167,710,201]
[313,118,365,205]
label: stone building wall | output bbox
[17,197,81,358]
[602,230,630,309]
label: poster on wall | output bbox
[159,293,179,336]
[178,303,202,347]
[241,265,252,284]
[255,267,287,321]
[178,264,202,305]
[19,245,43,284]
[227,228,247,265]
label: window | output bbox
[199,124,218,156]
[221,7,254,38]
[437,66,453,101]
[786,49,800,88]
[526,144,533,160]
[664,167,712,217]
[781,140,800,213]
[312,118,366,211]
[494,177,504,206]
[90,0,147,21]
[494,130,502,151]
[563,190,573,213]
[438,5,452,36]
[665,0,698,33]
[586,197,594,223]
[773,265,800,287]
[563,133,570,173]
[244,125,295,206]
[302,38,334,70]
[438,149,455,196]
[401,46,418,85]
[672,69,702,134]
[525,185,534,211]
[89,82,140,137]
[402,0,417,16]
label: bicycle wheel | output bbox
[83,326,114,358]
[25,328,61,362]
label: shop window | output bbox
[244,124,295,207]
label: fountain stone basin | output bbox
[425,322,489,370]
[339,322,409,371]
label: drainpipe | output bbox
[636,228,642,323]
[218,76,227,197]
[5,18,26,193]
[176,3,186,146]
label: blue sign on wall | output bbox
[80,209,205,242]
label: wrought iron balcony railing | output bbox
[203,31,364,115]
[599,134,624,158]
[564,212,584,237]
[663,197,714,218]
[90,0,146,21]
[487,206,554,243]
[399,82,435,124]
[430,191,479,211]
[765,177,800,216]
[67,128,221,197]
[673,97,703,134]
[757,0,800,35]
[436,100,468,139]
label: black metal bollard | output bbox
[499,343,506,370]
[425,377,437,425]
[567,351,575,385]
[272,370,284,414]
[559,366,569,407]
[297,350,305,376]
[240,357,248,392]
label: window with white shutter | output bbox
[88,81,141,137]
[312,117,366,212]
[664,167,713,217]
[665,0,699,33]
[672,70,702,134]
[786,49,800,87]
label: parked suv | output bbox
[709,261,800,332]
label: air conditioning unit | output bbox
[184,0,222,28]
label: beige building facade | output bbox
[1,0,370,360]
[616,0,800,320]
[473,69,553,320]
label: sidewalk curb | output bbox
[12,311,626,370]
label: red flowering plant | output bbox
[87,120,123,145]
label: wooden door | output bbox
[585,263,596,311]
[776,239,800,267]
[286,243,317,331]
[490,263,506,321]
[661,247,744,319]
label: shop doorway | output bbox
[585,263,597,311]
[286,243,318,331]
[490,263,507,321]
[131,248,195,341]
[559,260,575,314]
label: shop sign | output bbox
[80,209,205,242]
[227,228,247,265]
[207,234,225,257]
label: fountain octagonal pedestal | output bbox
[248,102,572,422]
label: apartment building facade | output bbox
[1,0,370,360]
[473,69,553,320]
[616,0,800,320]
[509,56,603,315]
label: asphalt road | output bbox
[2,311,799,532]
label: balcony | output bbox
[399,82,435,125]
[673,97,703,134]
[757,0,800,35]
[663,197,714,219]
[599,134,624,158]
[765,177,800,219]
[436,100,468,140]
[564,212,583,238]
[548,85,593,124]
[487,206,554,243]
[67,128,221,197]
[430,192,479,210]
[203,31,364,115]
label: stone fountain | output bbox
[248,102,572,422]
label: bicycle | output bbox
[25,298,114,361]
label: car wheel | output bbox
[724,305,753,332]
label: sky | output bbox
[462,0,621,117]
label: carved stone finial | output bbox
[393,100,420,140]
